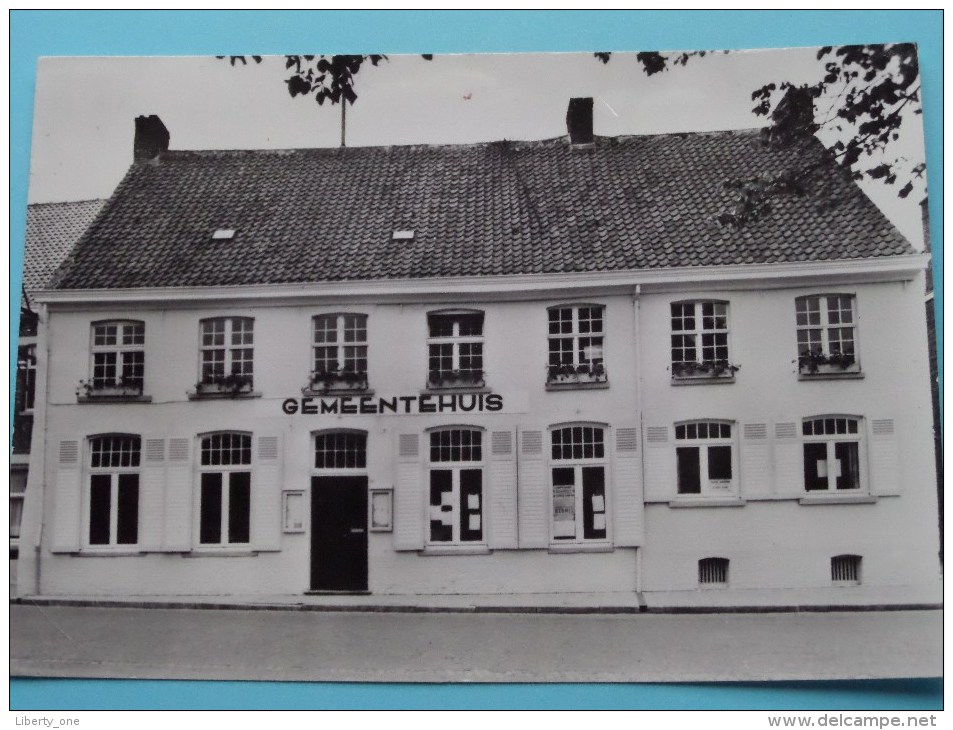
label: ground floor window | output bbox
[428,428,483,544]
[803,417,861,492]
[550,425,607,542]
[199,432,252,545]
[88,435,140,546]
[675,421,734,496]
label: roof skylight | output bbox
[212,228,236,240]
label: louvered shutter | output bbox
[487,429,518,549]
[740,423,772,499]
[869,418,900,497]
[393,432,424,551]
[50,439,82,553]
[612,425,643,547]
[517,427,548,549]
[643,425,674,502]
[773,421,804,497]
[251,434,282,551]
[162,437,193,551]
[138,437,166,551]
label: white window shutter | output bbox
[50,439,82,553]
[393,432,424,551]
[773,422,804,497]
[251,434,282,551]
[741,423,772,499]
[869,418,900,496]
[138,437,166,551]
[613,425,643,547]
[517,428,548,549]
[487,430,518,549]
[162,437,193,551]
[643,425,674,502]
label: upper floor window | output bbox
[88,435,141,547]
[16,344,36,412]
[199,432,252,545]
[83,321,145,397]
[309,314,369,393]
[550,425,607,542]
[427,311,485,389]
[802,416,862,492]
[675,421,735,496]
[428,428,483,544]
[796,295,860,375]
[671,301,737,381]
[547,305,607,387]
[197,317,254,395]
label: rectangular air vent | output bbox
[775,422,797,439]
[744,423,767,440]
[491,431,512,456]
[521,431,542,455]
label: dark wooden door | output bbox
[311,476,368,592]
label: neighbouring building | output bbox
[12,200,107,557]
[17,102,941,607]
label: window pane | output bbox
[116,473,139,545]
[429,470,453,542]
[835,442,860,490]
[677,447,701,494]
[582,466,606,540]
[803,442,828,491]
[457,313,484,337]
[708,445,732,480]
[552,467,576,539]
[228,472,251,543]
[428,314,455,338]
[89,474,112,545]
[200,472,223,544]
[459,469,483,542]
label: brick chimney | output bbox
[134,115,170,161]
[566,97,594,146]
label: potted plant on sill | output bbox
[797,350,857,375]
[195,372,254,396]
[305,367,369,394]
[671,360,740,379]
[77,376,144,398]
[546,362,607,385]
[427,369,486,389]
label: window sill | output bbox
[797,372,865,381]
[75,549,144,557]
[545,380,610,391]
[187,391,262,401]
[547,542,614,554]
[421,386,491,395]
[668,497,746,508]
[302,387,375,397]
[185,548,260,557]
[77,394,153,404]
[671,375,735,386]
[420,545,491,556]
[799,494,878,506]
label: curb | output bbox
[11,597,942,615]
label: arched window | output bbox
[314,430,367,470]
[198,432,252,545]
[802,416,862,492]
[88,434,141,546]
[549,424,607,542]
[427,427,484,544]
[674,420,735,496]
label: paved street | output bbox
[10,604,941,683]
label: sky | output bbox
[28,47,927,247]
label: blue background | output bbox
[9,9,943,710]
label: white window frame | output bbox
[795,294,861,374]
[16,344,36,412]
[548,423,610,545]
[674,420,738,497]
[198,317,254,389]
[546,304,606,384]
[426,427,485,546]
[85,434,141,548]
[313,429,368,473]
[312,313,369,377]
[196,432,253,547]
[88,320,145,393]
[670,300,733,378]
[426,310,485,388]
[802,416,865,493]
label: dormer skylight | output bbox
[212,228,236,240]
[392,230,415,242]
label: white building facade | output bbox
[17,106,942,607]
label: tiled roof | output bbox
[51,131,914,290]
[24,199,107,293]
